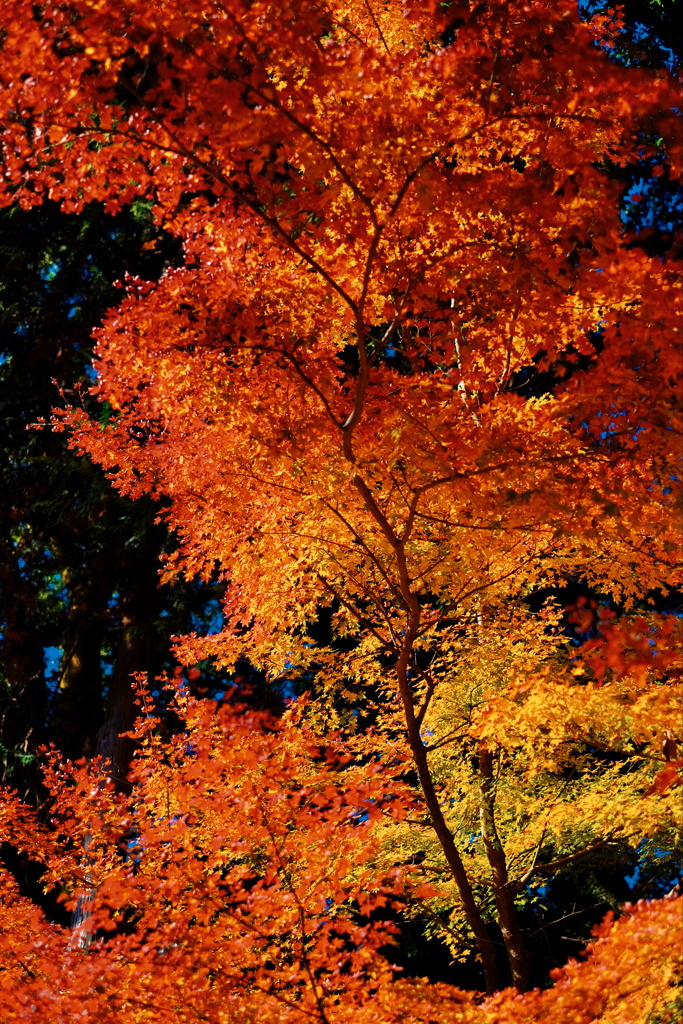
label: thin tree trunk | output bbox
[397,662,500,991]
[349,468,501,992]
[478,749,530,991]
[394,604,500,993]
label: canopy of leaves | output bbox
[0,0,680,1015]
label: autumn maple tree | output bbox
[0,0,681,1019]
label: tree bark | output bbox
[395,618,500,993]
[51,574,106,761]
[349,470,501,992]
[0,556,48,790]
[96,534,162,790]
[478,748,530,991]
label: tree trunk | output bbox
[51,574,106,761]
[350,471,502,992]
[478,748,530,991]
[96,534,162,789]
[0,556,48,791]
[396,643,500,993]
